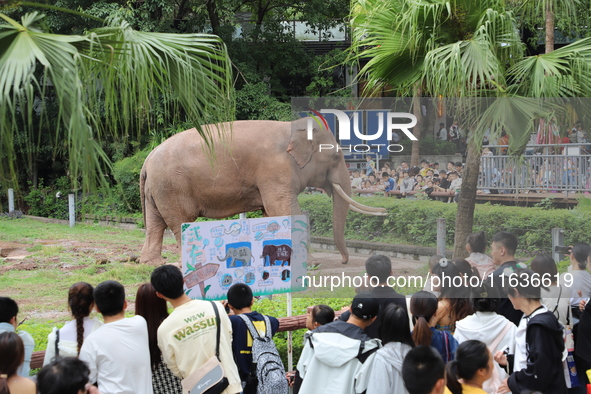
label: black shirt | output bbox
[339,286,408,339]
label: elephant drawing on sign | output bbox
[217,247,253,268]
[261,244,292,267]
[139,118,386,266]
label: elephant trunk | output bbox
[330,170,352,264]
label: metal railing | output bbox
[478,144,591,193]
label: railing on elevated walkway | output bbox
[479,143,591,193]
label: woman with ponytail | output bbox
[444,340,492,394]
[43,282,102,366]
[0,331,36,394]
[410,291,458,363]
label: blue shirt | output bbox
[0,322,35,377]
[229,311,279,382]
[384,177,396,192]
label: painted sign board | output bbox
[181,215,309,300]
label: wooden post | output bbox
[437,218,446,257]
[8,188,14,212]
[68,194,75,228]
[552,228,564,265]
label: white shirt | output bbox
[44,316,103,366]
[513,305,548,373]
[79,315,153,394]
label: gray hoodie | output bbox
[366,342,411,394]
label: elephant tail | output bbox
[140,164,147,230]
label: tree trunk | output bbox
[206,0,221,36]
[453,137,481,258]
[410,88,421,167]
[545,2,554,54]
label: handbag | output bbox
[181,302,229,394]
[563,306,580,389]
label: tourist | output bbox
[445,340,493,394]
[410,291,458,362]
[382,172,397,194]
[297,293,381,394]
[567,242,591,323]
[305,305,335,330]
[339,255,408,338]
[365,155,376,177]
[0,297,34,377]
[43,282,102,366]
[37,357,102,394]
[226,283,281,387]
[400,170,415,198]
[402,346,446,394]
[0,331,35,394]
[79,280,153,394]
[367,304,414,394]
[530,254,569,326]
[437,123,448,141]
[134,283,182,394]
[432,259,472,334]
[487,231,523,325]
[351,170,362,190]
[419,159,431,177]
[453,283,516,394]
[494,268,566,394]
[150,265,241,394]
[464,232,495,279]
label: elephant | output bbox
[217,246,253,267]
[261,244,292,267]
[139,118,386,265]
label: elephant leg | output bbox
[260,192,300,217]
[140,202,168,265]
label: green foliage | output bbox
[112,149,151,213]
[298,194,591,255]
[235,83,292,121]
[399,138,456,155]
[23,177,72,219]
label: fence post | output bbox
[239,213,247,220]
[436,218,446,257]
[68,194,75,228]
[551,228,565,264]
[8,188,14,212]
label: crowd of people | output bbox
[2,231,591,393]
[351,158,464,202]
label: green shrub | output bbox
[23,177,72,219]
[112,149,151,213]
[298,194,591,255]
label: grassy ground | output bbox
[0,217,427,361]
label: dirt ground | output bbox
[0,235,425,321]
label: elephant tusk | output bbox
[349,204,388,216]
[332,183,387,213]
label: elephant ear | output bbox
[287,126,315,169]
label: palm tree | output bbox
[0,10,233,194]
[349,0,591,257]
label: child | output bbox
[382,172,397,194]
[400,170,415,198]
[305,305,335,330]
[227,283,280,386]
[465,231,495,279]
